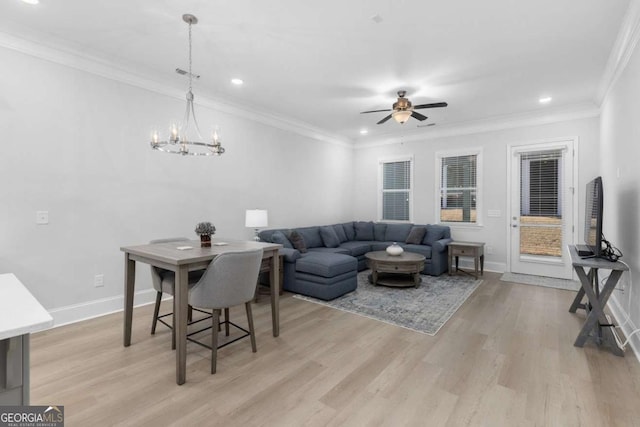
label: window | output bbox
[436,150,481,225]
[379,158,412,222]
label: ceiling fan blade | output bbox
[377,114,393,124]
[361,109,392,114]
[413,102,448,109]
[411,111,428,121]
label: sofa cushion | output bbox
[405,226,426,244]
[370,242,393,251]
[333,224,348,243]
[385,223,412,242]
[339,241,372,257]
[307,247,351,255]
[402,244,432,259]
[296,253,358,278]
[296,226,323,248]
[270,230,293,248]
[320,226,340,248]
[341,222,356,241]
[288,230,307,253]
[373,223,387,241]
[354,221,374,241]
[423,224,447,246]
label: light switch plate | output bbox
[36,211,49,225]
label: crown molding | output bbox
[596,0,640,105]
[0,30,354,149]
[355,102,600,149]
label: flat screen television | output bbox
[583,176,603,257]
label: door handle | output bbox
[512,224,518,228]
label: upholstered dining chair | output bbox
[149,238,206,348]
[187,248,263,374]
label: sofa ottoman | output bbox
[291,252,358,300]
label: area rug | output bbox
[500,272,579,291]
[293,271,482,336]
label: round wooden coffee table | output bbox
[365,251,426,288]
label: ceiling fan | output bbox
[360,90,448,125]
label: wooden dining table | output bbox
[120,239,282,385]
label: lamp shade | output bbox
[245,209,268,228]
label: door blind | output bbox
[519,149,564,257]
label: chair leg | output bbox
[211,309,220,374]
[151,292,162,335]
[245,302,257,353]
[188,305,193,323]
[224,308,230,337]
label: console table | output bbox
[448,241,485,279]
[567,245,628,356]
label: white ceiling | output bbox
[0,0,631,143]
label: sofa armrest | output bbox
[279,247,301,262]
[432,238,452,253]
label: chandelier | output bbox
[150,14,225,156]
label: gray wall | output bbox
[599,30,640,356]
[0,46,354,323]
[352,118,600,272]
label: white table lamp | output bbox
[245,209,268,241]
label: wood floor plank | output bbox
[29,272,640,426]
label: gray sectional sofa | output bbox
[259,221,452,300]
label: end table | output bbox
[448,241,485,279]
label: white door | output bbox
[508,140,575,279]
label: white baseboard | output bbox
[47,289,160,328]
[454,259,505,274]
[608,293,640,363]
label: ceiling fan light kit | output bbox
[150,14,225,157]
[392,110,412,124]
[361,90,448,125]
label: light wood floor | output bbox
[30,272,640,426]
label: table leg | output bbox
[372,269,378,285]
[269,250,280,337]
[573,268,623,353]
[480,254,484,275]
[124,253,135,347]
[175,265,189,385]
[474,254,478,279]
[448,251,453,275]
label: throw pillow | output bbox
[405,226,426,244]
[423,225,446,246]
[354,221,374,241]
[320,226,340,248]
[270,230,293,249]
[333,224,348,242]
[288,230,307,253]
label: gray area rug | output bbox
[294,270,482,336]
[500,272,579,291]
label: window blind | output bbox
[439,154,477,223]
[381,160,411,221]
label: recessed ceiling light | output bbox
[539,96,552,104]
[231,78,243,86]
[360,129,368,135]
[21,0,39,4]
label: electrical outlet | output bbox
[94,274,104,288]
[486,245,494,254]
